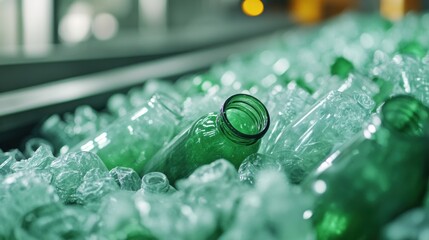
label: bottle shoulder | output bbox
[187,112,220,142]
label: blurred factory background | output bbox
[0,0,291,93]
[0,0,428,148]
[0,0,427,91]
[1,0,425,55]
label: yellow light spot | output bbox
[242,0,264,17]
[380,0,421,21]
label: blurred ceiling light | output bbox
[59,2,92,44]
[242,0,264,17]
[139,0,167,30]
[91,0,132,17]
[0,0,19,55]
[92,13,118,41]
[23,0,53,55]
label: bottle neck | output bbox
[371,77,394,108]
[217,94,270,145]
[370,95,429,140]
[141,172,170,194]
[383,95,429,137]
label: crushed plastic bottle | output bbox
[2,12,429,240]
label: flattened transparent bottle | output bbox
[259,82,315,154]
[143,94,270,183]
[371,54,429,107]
[72,94,182,175]
[269,74,377,184]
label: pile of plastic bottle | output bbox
[1,13,429,239]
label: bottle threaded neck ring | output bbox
[381,95,429,138]
[141,172,170,193]
[218,94,270,144]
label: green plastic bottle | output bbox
[304,95,429,240]
[143,94,270,183]
[330,57,355,79]
[371,77,395,107]
[72,94,182,175]
[175,73,220,97]
[397,41,427,59]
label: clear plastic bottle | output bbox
[269,74,377,183]
[72,94,182,175]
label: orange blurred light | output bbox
[242,0,264,17]
[380,0,421,20]
[290,0,323,24]
[290,0,357,24]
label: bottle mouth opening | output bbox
[381,95,429,138]
[220,94,270,140]
[142,172,170,193]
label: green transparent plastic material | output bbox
[4,12,429,239]
[371,77,395,106]
[13,203,98,240]
[139,172,176,195]
[176,73,220,97]
[109,167,141,191]
[260,83,315,154]
[0,172,60,237]
[24,138,53,158]
[144,94,269,183]
[330,57,354,79]
[72,95,181,175]
[98,191,156,240]
[371,54,429,107]
[397,41,427,59]
[269,74,376,183]
[382,207,429,239]
[40,106,114,154]
[305,95,429,240]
